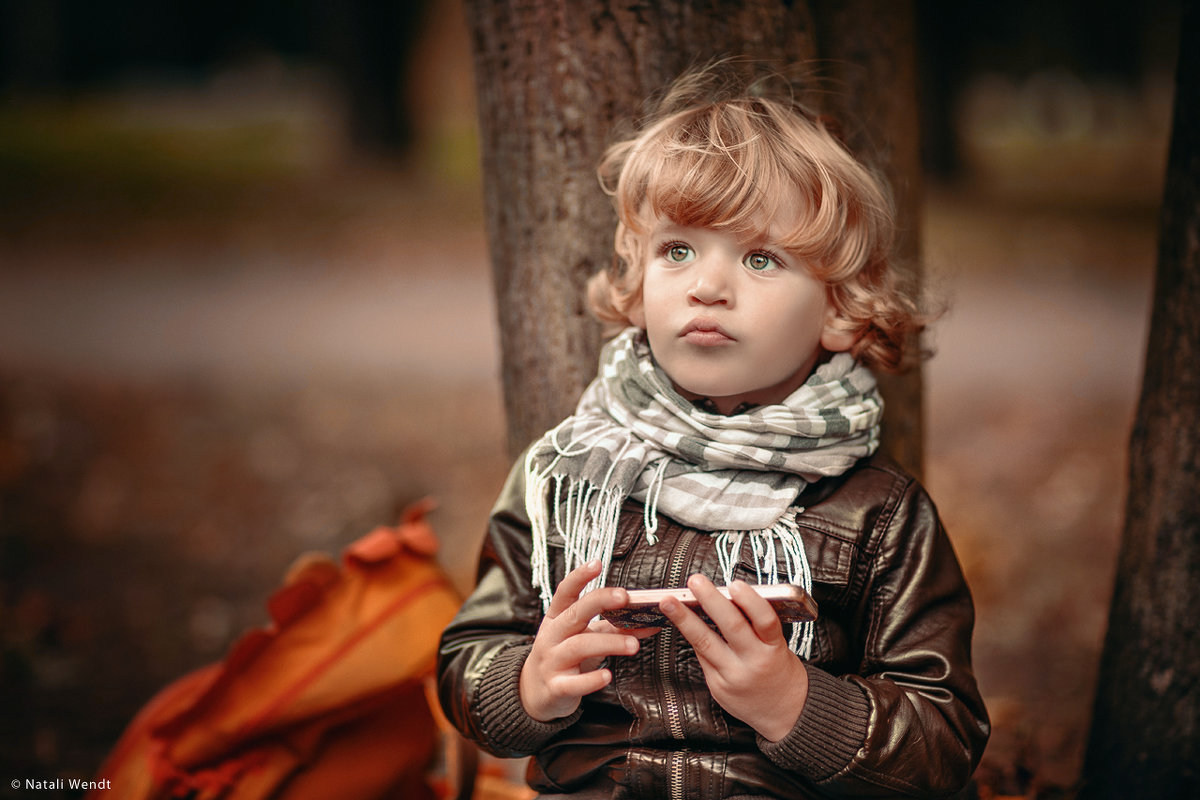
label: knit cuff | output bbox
[758,666,870,782]
[474,642,583,756]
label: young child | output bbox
[438,70,989,799]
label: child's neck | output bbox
[688,395,758,416]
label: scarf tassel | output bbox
[527,456,625,610]
[714,512,815,659]
[528,449,814,659]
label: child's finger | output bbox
[587,617,660,636]
[687,574,759,649]
[589,617,660,638]
[554,630,639,671]
[659,592,733,670]
[545,584,631,641]
[546,559,604,619]
[547,668,614,700]
[727,580,786,644]
[571,583,632,624]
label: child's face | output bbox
[631,213,854,414]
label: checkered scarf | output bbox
[525,328,882,656]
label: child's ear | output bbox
[820,307,857,353]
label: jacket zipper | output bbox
[668,752,686,800]
[659,528,694,741]
[659,528,696,800]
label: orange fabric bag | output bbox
[90,500,466,800]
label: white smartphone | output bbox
[600,583,817,628]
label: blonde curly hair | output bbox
[587,70,928,373]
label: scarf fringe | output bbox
[526,439,627,610]
[528,444,815,659]
[714,511,815,659]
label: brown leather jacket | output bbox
[438,453,989,799]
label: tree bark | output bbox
[465,0,924,476]
[812,0,925,477]
[1080,3,1200,797]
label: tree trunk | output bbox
[465,0,924,477]
[1080,4,1200,797]
[811,0,925,477]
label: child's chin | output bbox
[672,378,736,400]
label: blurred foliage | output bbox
[0,93,482,254]
[0,99,311,229]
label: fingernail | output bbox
[660,598,678,613]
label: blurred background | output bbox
[0,0,1183,795]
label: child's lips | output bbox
[680,320,735,345]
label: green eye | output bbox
[665,244,694,263]
[745,252,779,272]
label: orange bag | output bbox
[90,499,468,800]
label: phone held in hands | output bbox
[601,583,818,629]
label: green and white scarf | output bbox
[525,327,882,656]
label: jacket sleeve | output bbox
[759,472,991,798]
[436,456,582,757]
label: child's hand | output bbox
[519,559,643,722]
[660,574,809,742]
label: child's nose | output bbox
[688,258,731,305]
